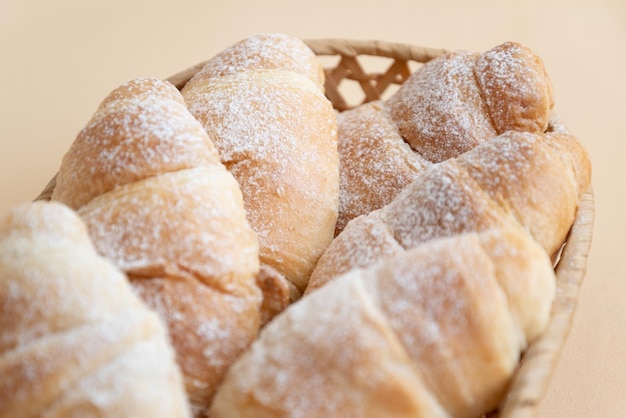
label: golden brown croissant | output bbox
[209,226,556,418]
[51,78,262,416]
[0,201,190,418]
[309,126,591,293]
[181,33,339,302]
[386,41,553,163]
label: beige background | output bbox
[1,0,624,416]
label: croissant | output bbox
[181,33,339,301]
[51,78,262,416]
[386,41,553,163]
[0,201,190,418]
[209,226,556,418]
[335,42,553,234]
[309,125,591,292]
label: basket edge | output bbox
[498,187,595,418]
[303,38,450,62]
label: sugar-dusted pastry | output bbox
[51,78,262,416]
[181,33,339,300]
[308,127,591,293]
[386,42,553,162]
[0,201,190,418]
[209,226,556,418]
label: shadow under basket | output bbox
[36,39,595,418]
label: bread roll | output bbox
[181,33,339,298]
[0,201,190,418]
[308,127,591,293]
[386,42,553,162]
[51,77,262,416]
[209,226,556,418]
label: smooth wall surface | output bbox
[1,0,624,416]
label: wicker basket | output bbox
[36,39,595,418]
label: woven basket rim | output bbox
[304,38,450,61]
[166,38,450,92]
[501,187,594,417]
[34,38,595,418]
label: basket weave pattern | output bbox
[36,39,595,418]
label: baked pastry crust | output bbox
[335,100,430,235]
[52,78,262,415]
[210,226,556,418]
[0,201,190,418]
[386,42,553,162]
[182,33,339,296]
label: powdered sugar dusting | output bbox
[311,126,585,290]
[335,101,431,235]
[386,50,496,162]
[383,161,508,249]
[0,202,189,417]
[306,211,404,293]
[131,276,260,410]
[309,161,511,289]
[474,42,553,133]
[51,75,263,412]
[44,331,190,417]
[212,271,448,417]
[53,78,220,210]
[456,130,581,255]
[456,131,541,206]
[0,202,143,352]
[191,33,325,91]
[211,40,584,418]
[213,234,520,417]
[78,167,258,294]
[183,68,338,289]
[385,42,552,163]
[363,236,519,416]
